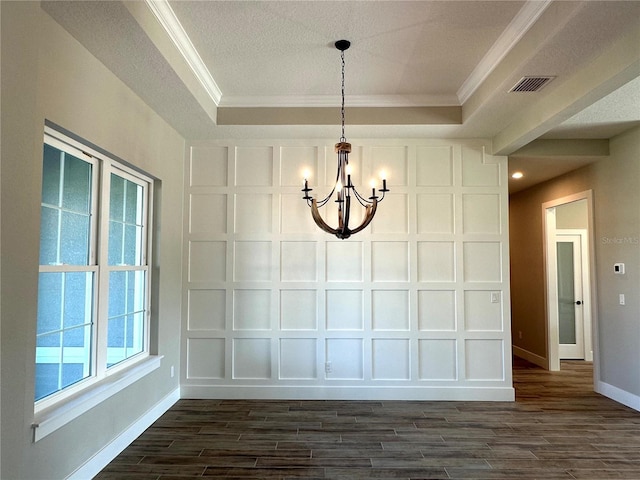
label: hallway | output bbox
[96,359,640,479]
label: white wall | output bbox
[1,3,184,478]
[181,139,514,400]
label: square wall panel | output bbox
[189,194,227,235]
[188,241,226,283]
[372,339,410,380]
[416,146,453,186]
[372,146,407,186]
[281,242,317,282]
[372,194,408,234]
[417,194,454,234]
[235,194,272,234]
[372,290,409,331]
[188,289,226,330]
[281,146,317,186]
[326,338,363,379]
[463,242,502,282]
[280,339,317,379]
[326,290,363,330]
[280,290,317,330]
[187,338,225,379]
[372,242,409,282]
[325,145,362,187]
[418,290,456,331]
[417,242,455,282]
[233,338,271,379]
[235,146,273,186]
[462,194,501,234]
[465,340,504,380]
[464,291,503,331]
[326,242,363,282]
[281,194,317,234]
[419,339,457,380]
[190,146,228,187]
[234,241,272,282]
[461,147,499,186]
[233,290,271,330]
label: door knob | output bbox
[575,300,582,305]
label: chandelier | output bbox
[302,40,388,239]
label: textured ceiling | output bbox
[169,1,524,103]
[41,0,640,190]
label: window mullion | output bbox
[95,162,112,376]
[56,152,65,265]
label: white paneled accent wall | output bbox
[182,139,514,400]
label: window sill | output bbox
[32,355,163,442]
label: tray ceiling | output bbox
[41,0,640,189]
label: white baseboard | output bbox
[512,346,548,369]
[596,380,640,412]
[181,385,515,402]
[67,387,180,480]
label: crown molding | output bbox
[144,0,222,105]
[457,0,552,104]
[218,94,460,108]
[145,0,550,110]
[216,106,462,126]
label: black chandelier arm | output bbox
[351,187,370,206]
[350,186,374,206]
[342,196,351,231]
[316,185,337,208]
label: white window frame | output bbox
[33,127,160,442]
[98,164,152,373]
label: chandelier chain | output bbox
[340,49,346,142]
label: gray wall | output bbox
[1,3,185,478]
[556,199,588,230]
[510,126,640,402]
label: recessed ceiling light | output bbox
[511,172,524,179]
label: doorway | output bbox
[542,192,596,372]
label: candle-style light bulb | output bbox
[345,164,352,187]
[302,169,310,189]
[379,170,387,191]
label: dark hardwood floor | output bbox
[96,358,640,479]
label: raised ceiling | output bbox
[42,1,640,188]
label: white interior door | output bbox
[556,234,584,359]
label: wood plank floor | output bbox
[96,358,640,479]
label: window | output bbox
[35,129,152,405]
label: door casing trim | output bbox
[542,190,598,380]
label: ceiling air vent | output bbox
[509,76,555,92]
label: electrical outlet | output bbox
[491,292,500,303]
[619,294,625,306]
[518,331,523,340]
[325,362,332,374]
[170,365,175,378]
